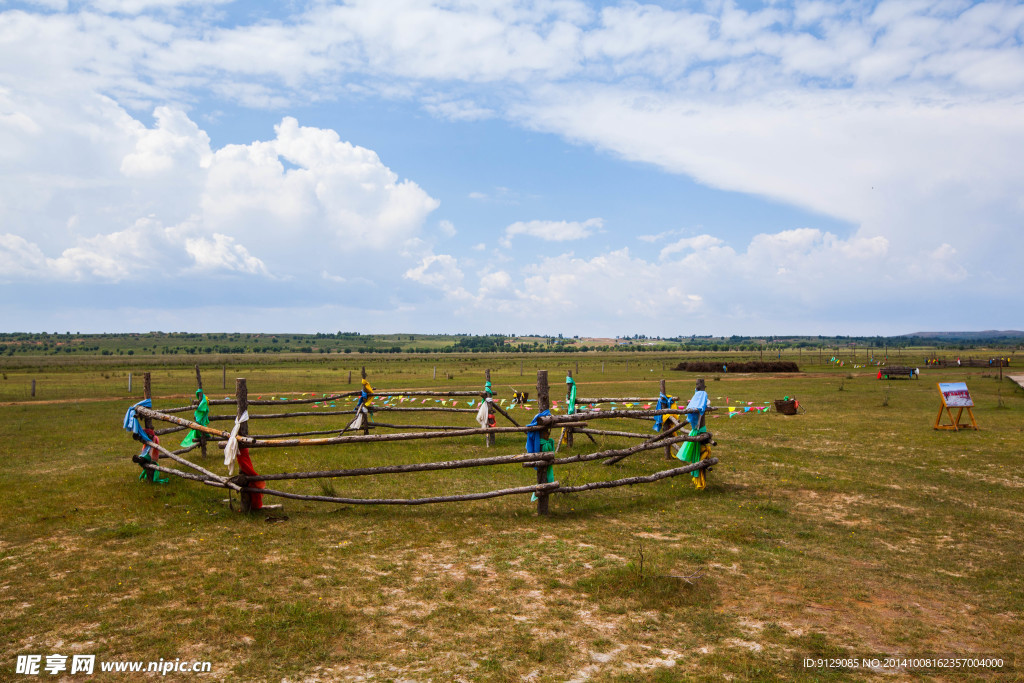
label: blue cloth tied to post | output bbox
[527,409,554,501]
[685,390,709,428]
[653,393,674,431]
[526,410,551,453]
[123,399,152,440]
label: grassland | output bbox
[1,351,1022,681]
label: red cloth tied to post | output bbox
[235,447,265,510]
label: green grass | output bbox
[1,354,1022,680]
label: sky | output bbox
[1,0,1022,337]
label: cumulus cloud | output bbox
[184,233,269,275]
[0,234,48,282]
[202,117,439,257]
[120,106,212,177]
[500,218,602,247]
[0,98,438,285]
[403,253,464,289]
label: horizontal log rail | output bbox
[216,423,580,449]
[161,389,503,413]
[554,458,717,493]
[574,397,660,404]
[574,427,654,439]
[524,432,711,467]
[250,450,553,482]
[155,424,189,436]
[226,481,560,506]
[246,422,478,439]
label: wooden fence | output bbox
[126,366,718,515]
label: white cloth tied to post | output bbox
[223,410,248,475]
[475,398,491,428]
[348,405,368,431]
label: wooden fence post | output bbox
[564,370,574,449]
[485,369,495,448]
[536,370,551,515]
[143,373,153,431]
[360,367,369,435]
[194,364,207,458]
[128,372,132,394]
[661,379,672,461]
[696,378,706,429]
[236,378,253,513]
[31,379,35,397]
[222,364,226,390]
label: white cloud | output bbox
[0,234,48,282]
[2,1,1023,331]
[202,117,439,257]
[184,233,269,275]
[659,235,727,261]
[518,86,1024,268]
[89,0,234,14]
[403,253,464,288]
[120,106,211,177]
[0,95,438,284]
[500,218,602,247]
[422,97,495,121]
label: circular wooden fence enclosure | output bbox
[126,367,718,515]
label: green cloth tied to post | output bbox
[677,426,708,478]
[137,453,169,484]
[565,375,577,416]
[180,389,209,448]
[484,381,494,397]
[531,438,556,501]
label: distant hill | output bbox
[900,330,1024,341]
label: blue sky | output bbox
[1,0,1022,336]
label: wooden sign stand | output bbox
[934,382,978,431]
